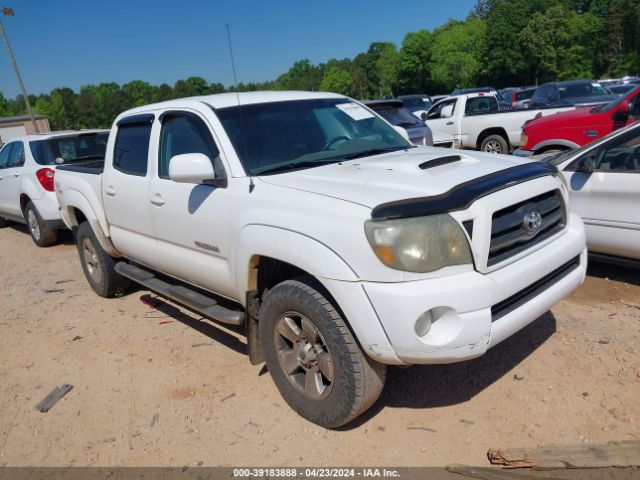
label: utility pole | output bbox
[0,7,38,133]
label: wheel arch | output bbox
[476,127,510,151]
[237,225,401,366]
[59,190,120,257]
[531,139,580,154]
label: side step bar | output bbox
[115,262,245,326]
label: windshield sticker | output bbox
[336,103,375,121]
[592,83,601,87]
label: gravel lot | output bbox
[0,224,638,467]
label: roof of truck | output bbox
[119,91,347,118]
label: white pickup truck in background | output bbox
[55,91,587,428]
[424,93,574,154]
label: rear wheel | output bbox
[76,222,129,297]
[25,201,57,247]
[0,217,7,228]
[260,277,386,428]
[481,134,509,154]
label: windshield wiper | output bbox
[344,146,413,160]
[255,159,341,175]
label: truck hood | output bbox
[526,105,600,130]
[258,147,534,209]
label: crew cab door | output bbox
[148,110,233,298]
[424,98,460,141]
[562,126,640,258]
[0,142,24,217]
[102,114,158,267]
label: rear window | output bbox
[113,124,151,176]
[30,133,108,165]
[465,96,499,114]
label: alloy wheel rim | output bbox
[82,237,101,284]
[27,210,40,241]
[274,311,334,400]
[485,140,502,153]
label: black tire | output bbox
[25,201,57,247]
[0,217,7,228]
[259,277,386,428]
[76,222,129,297]
[481,134,509,154]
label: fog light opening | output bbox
[415,310,433,337]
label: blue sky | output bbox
[0,0,476,98]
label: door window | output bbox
[7,142,25,167]
[575,127,640,173]
[427,99,457,119]
[159,113,220,179]
[113,122,152,176]
[0,143,12,169]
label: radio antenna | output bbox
[226,23,241,102]
[225,22,254,192]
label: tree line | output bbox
[0,0,638,130]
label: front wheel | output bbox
[25,201,57,247]
[481,134,509,154]
[259,277,386,428]
[76,222,129,297]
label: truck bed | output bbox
[56,159,105,175]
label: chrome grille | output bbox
[488,190,565,266]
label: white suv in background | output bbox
[0,130,108,246]
[541,121,640,264]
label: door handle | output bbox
[104,186,117,197]
[150,195,165,206]
[13,173,20,177]
[446,121,454,125]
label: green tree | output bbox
[320,62,353,95]
[375,43,399,98]
[277,59,322,91]
[122,80,157,107]
[397,30,433,94]
[430,19,486,92]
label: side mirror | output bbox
[393,126,410,141]
[617,100,630,118]
[169,153,215,184]
[421,112,428,121]
[576,155,596,173]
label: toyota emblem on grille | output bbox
[523,209,543,236]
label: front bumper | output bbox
[360,214,586,364]
[513,148,535,157]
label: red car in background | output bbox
[514,86,640,156]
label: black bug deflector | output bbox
[371,162,558,221]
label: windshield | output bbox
[30,133,108,165]
[215,98,412,175]
[591,86,639,113]
[559,83,608,100]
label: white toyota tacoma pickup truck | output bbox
[424,93,575,154]
[55,91,587,428]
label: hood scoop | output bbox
[419,155,462,170]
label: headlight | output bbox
[364,214,472,273]
[520,133,528,147]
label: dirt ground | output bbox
[0,224,638,468]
